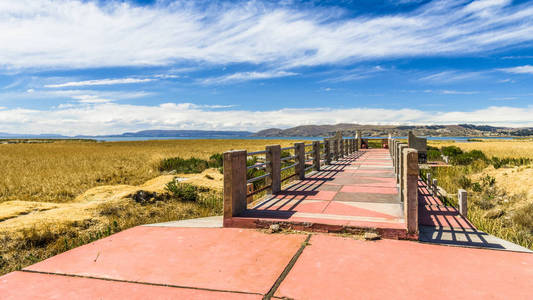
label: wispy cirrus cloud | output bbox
[44,78,155,88]
[419,71,484,83]
[498,65,533,74]
[200,71,298,85]
[1,0,533,70]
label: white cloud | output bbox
[45,78,155,88]
[0,106,6,110]
[498,65,533,74]
[0,102,532,135]
[440,90,479,95]
[419,71,484,83]
[1,0,533,70]
[200,71,298,84]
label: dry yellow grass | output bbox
[0,139,302,203]
[429,139,533,158]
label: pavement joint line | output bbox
[20,269,264,297]
[264,234,312,300]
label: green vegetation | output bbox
[159,153,224,174]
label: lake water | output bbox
[95,136,516,142]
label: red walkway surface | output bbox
[2,225,531,299]
[418,180,475,230]
[226,149,410,239]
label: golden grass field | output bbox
[428,139,533,249]
[0,139,304,275]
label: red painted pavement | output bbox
[0,271,261,300]
[23,226,306,295]
[276,234,533,300]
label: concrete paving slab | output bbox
[419,226,533,253]
[340,185,397,194]
[333,192,399,203]
[276,234,533,300]
[24,227,307,295]
[145,216,222,228]
[0,271,261,300]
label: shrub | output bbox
[458,175,472,189]
[512,203,533,233]
[208,153,223,168]
[427,149,442,161]
[159,157,209,173]
[441,146,463,157]
[166,182,203,202]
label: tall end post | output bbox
[403,148,419,236]
[266,145,281,194]
[223,150,247,225]
[339,138,344,158]
[295,142,306,180]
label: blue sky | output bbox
[1,0,533,135]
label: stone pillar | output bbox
[397,143,407,185]
[345,139,349,155]
[223,150,247,223]
[313,141,321,171]
[403,148,419,235]
[339,139,344,158]
[432,179,438,196]
[458,189,468,217]
[266,145,281,194]
[356,131,361,151]
[333,139,339,161]
[295,142,306,180]
[324,139,331,165]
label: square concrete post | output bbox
[403,148,419,235]
[339,138,344,158]
[266,145,281,194]
[458,189,468,217]
[432,179,438,196]
[333,139,339,161]
[426,173,432,190]
[398,144,407,191]
[356,131,361,151]
[295,142,306,180]
[351,138,355,153]
[324,139,331,165]
[392,140,396,168]
[313,141,321,171]
[345,139,349,156]
[223,150,247,222]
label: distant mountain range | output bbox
[252,124,533,137]
[2,124,533,139]
[1,130,254,139]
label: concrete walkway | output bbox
[2,220,532,299]
[226,149,409,239]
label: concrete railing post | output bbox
[333,139,339,161]
[397,143,407,186]
[223,150,247,224]
[345,139,349,156]
[324,139,331,165]
[339,138,344,158]
[313,141,321,171]
[458,189,468,217]
[356,131,361,151]
[432,179,438,196]
[403,148,419,235]
[266,145,281,194]
[426,173,432,190]
[295,142,306,180]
